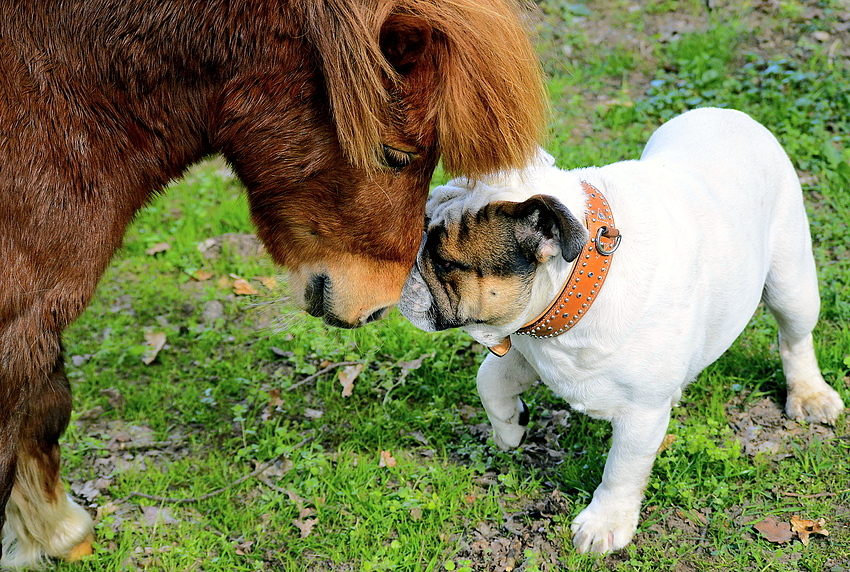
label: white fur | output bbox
[1,457,94,569]
[400,108,845,553]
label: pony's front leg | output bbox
[2,353,94,569]
[571,405,671,554]
[476,350,539,450]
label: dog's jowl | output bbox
[399,108,845,554]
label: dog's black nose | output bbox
[305,274,328,318]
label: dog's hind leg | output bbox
[2,354,94,568]
[477,350,538,450]
[762,220,844,424]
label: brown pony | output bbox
[0,0,546,566]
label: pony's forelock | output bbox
[298,0,547,177]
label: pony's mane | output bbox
[296,0,547,178]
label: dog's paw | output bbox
[571,499,639,554]
[786,385,844,425]
[491,398,529,450]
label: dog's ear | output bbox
[511,194,587,263]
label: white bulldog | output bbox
[398,108,844,554]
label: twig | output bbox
[114,440,181,451]
[116,436,312,505]
[782,489,850,499]
[259,477,289,494]
[286,361,359,392]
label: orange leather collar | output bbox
[488,181,620,357]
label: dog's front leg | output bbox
[571,405,671,554]
[476,350,539,450]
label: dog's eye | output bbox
[434,254,465,273]
[381,144,416,170]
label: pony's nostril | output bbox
[305,274,328,317]
[365,306,390,324]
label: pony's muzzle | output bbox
[305,273,390,328]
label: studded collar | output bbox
[487,181,621,357]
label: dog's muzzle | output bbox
[398,238,438,331]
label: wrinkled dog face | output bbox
[399,194,587,332]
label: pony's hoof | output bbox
[65,535,94,561]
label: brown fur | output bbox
[0,0,546,566]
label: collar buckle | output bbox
[486,181,620,357]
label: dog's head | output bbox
[399,183,588,335]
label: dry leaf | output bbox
[140,506,179,527]
[145,242,171,256]
[293,517,318,538]
[753,517,793,544]
[338,363,363,397]
[260,276,279,290]
[268,388,284,408]
[791,516,829,546]
[285,489,318,538]
[396,352,435,385]
[191,270,214,281]
[141,332,167,365]
[71,478,111,502]
[657,434,676,454]
[286,489,306,508]
[100,387,125,409]
[304,408,324,419]
[379,450,397,468]
[234,540,254,555]
[232,278,259,296]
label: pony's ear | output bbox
[379,14,432,76]
[510,195,587,263]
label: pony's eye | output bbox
[381,145,416,170]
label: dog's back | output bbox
[583,108,815,373]
[640,107,803,216]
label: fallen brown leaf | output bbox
[379,450,397,468]
[268,388,284,408]
[100,387,125,409]
[140,506,179,526]
[304,408,323,420]
[234,540,254,555]
[285,490,318,538]
[754,517,793,544]
[293,517,318,538]
[657,434,676,453]
[791,515,829,546]
[145,242,171,256]
[232,278,259,296]
[338,363,363,397]
[141,332,167,365]
[191,269,214,281]
[260,276,279,290]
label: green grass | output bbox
[53,2,850,571]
